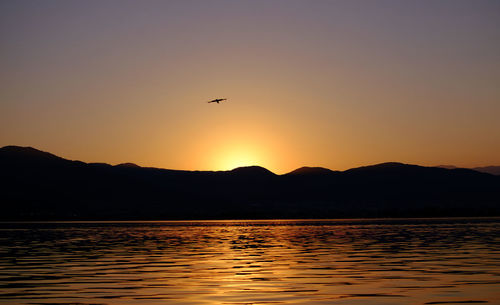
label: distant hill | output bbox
[437,164,500,175]
[286,166,337,176]
[115,162,140,168]
[473,166,500,176]
[1,146,499,220]
[230,165,276,177]
[0,145,68,163]
[437,165,457,169]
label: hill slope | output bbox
[473,166,500,176]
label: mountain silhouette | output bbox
[115,162,140,168]
[473,166,500,176]
[437,165,457,169]
[1,145,499,220]
[230,165,276,177]
[438,164,500,175]
[286,166,337,176]
[1,145,68,164]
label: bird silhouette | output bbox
[207,98,227,104]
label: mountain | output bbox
[437,165,500,175]
[473,166,500,176]
[0,145,68,164]
[437,165,457,169]
[230,165,276,177]
[286,166,337,176]
[115,162,140,168]
[1,146,499,220]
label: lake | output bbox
[0,218,499,305]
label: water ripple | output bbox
[0,218,499,305]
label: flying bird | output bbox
[208,98,227,104]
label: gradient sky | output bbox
[1,0,499,173]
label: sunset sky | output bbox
[1,0,499,174]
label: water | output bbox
[0,218,499,305]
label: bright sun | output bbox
[212,143,268,171]
[220,154,258,170]
[217,148,262,171]
[192,127,279,173]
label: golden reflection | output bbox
[1,220,499,304]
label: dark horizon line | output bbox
[2,217,500,224]
[1,144,499,176]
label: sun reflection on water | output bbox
[0,219,499,305]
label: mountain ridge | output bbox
[3,145,498,176]
[1,145,499,220]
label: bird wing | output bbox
[207,98,226,103]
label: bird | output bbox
[207,98,227,104]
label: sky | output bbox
[1,0,499,174]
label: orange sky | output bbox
[1,1,499,174]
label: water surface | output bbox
[0,218,499,305]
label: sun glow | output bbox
[215,145,265,171]
[183,115,293,174]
